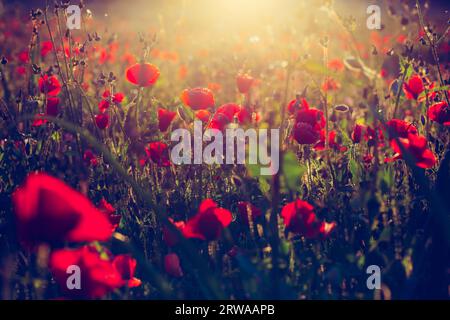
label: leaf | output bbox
[282,151,307,190]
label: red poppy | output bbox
[83,149,98,167]
[98,100,110,113]
[98,198,121,231]
[95,113,110,129]
[32,113,48,127]
[387,134,436,168]
[164,253,183,278]
[287,98,309,115]
[46,97,60,117]
[281,199,336,239]
[102,90,125,104]
[126,63,160,87]
[236,73,254,94]
[236,107,252,125]
[18,50,29,63]
[181,88,215,110]
[237,201,262,225]
[403,74,424,100]
[351,124,367,143]
[40,41,53,58]
[293,122,321,145]
[328,59,345,72]
[158,108,177,132]
[183,199,233,241]
[315,130,347,152]
[12,173,112,247]
[295,108,326,129]
[195,110,211,123]
[49,246,124,299]
[209,112,231,132]
[145,142,171,167]
[112,254,141,288]
[162,218,186,247]
[386,119,418,139]
[216,103,241,122]
[39,75,61,96]
[427,101,450,126]
[321,77,340,92]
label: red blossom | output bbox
[427,101,450,126]
[126,63,160,87]
[181,88,215,110]
[40,41,53,58]
[236,73,254,94]
[281,199,336,239]
[145,142,171,167]
[95,113,110,129]
[49,246,124,299]
[195,110,211,123]
[162,218,186,247]
[98,198,121,231]
[38,75,61,96]
[158,108,177,132]
[46,97,60,117]
[387,134,436,169]
[12,173,112,247]
[403,74,424,100]
[113,254,141,288]
[386,119,418,139]
[183,199,233,241]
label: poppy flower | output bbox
[386,119,418,139]
[293,122,321,145]
[40,41,53,58]
[209,112,232,132]
[83,149,98,167]
[183,199,233,241]
[281,199,336,239]
[287,98,309,115]
[403,74,424,100]
[32,113,48,127]
[321,77,340,92]
[98,198,121,231]
[18,50,29,63]
[164,253,183,278]
[315,130,347,152]
[39,75,61,96]
[126,63,160,87]
[12,173,112,247]
[46,97,60,117]
[427,101,450,126]
[387,134,436,168]
[328,59,345,72]
[236,107,252,125]
[181,88,215,110]
[112,254,141,288]
[49,246,124,299]
[102,90,125,104]
[158,108,177,132]
[295,108,326,129]
[236,73,254,94]
[216,103,241,122]
[98,100,110,113]
[145,142,171,167]
[195,110,211,123]
[351,124,367,143]
[162,218,186,247]
[95,113,110,129]
[207,82,222,92]
[237,201,262,225]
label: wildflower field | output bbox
[0,0,449,301]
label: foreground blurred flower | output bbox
[95,113,110,129]
[403,74,424,100]
[113,254,142,288]
[164,253,183,278]
[181,88,215,110]
[126,63,160,87]
[386,134,436,169]
[183,199,232,241]
[12,173,112,247]
[158,108,177,132]
[162,218,186,247]
[281,199,336,239]
[50,246,124,299]
[237,201,262,225]
[236,73,254,94]
[386,119,418,139]
[427,101,450,126]
[98,198,121,232]
[39,75,61,96]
